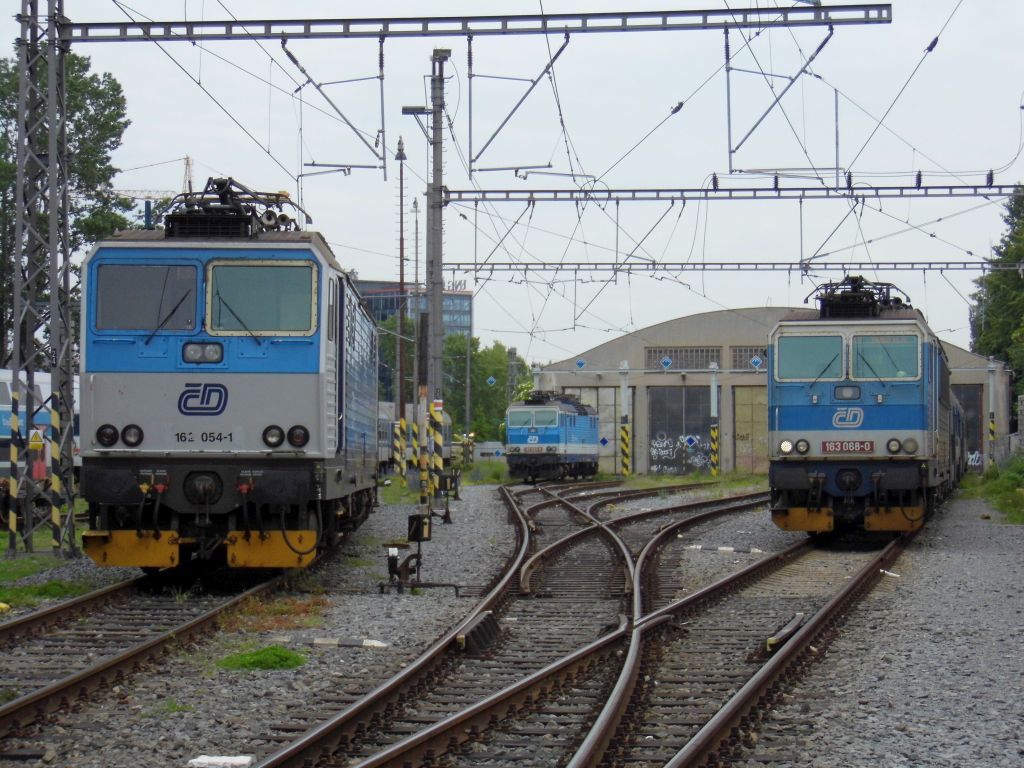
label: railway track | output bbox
[246,480,765,768]
[0,570,281,741]
[1,481,906,768]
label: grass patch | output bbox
[344,555,376,567]
[464,460,508,485]
[0,514,91,585]
[219,594,329,632]
[217,644,306,671]
[143,699,195,717]
[972,457,1024,524]
[957,471,984,499]
[0,689,20,704]
[377,480,420,505]
[0,579,94,609]
[619,471,766,492]
[0,551,65,584]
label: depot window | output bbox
[776,335,843,381]
[852,334,919,380]
[95,264,196,332]
[208,260,316,336]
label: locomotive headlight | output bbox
[287,425,310,448]
[182,342,223,364]
[121,424,144,447]
[779,439,794,455]
[795,439,810,455]
[835,385,860,400]
[262,425,285,447]
[886,438,902,454]
[902,437,919,454]
[96,424,119,447]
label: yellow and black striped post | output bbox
[411,419,420,472]
[398,417,408,486]
[7,388,19,556]
[988,412,996,470]
[430,402,444,499]
[48,404,64,555]
[620,423,631,477]
[417,407,429,510]
[710,423,719,477]
[391,422,402,479]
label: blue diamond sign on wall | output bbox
[576,359,586,370]
[685,435,698,448]
[750,355,764,369]
[486,375,496,386]
[494,449,502,457]
[660,356,673,370]
[600,437,609,446]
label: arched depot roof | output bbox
[543,307,796,374]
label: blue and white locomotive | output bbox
[504,391,599,481]
[79,178,378,569]
[768,275,965,533]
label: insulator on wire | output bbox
[915,171,922,189]
[712,173,719,191]
[773,175,779,191]
[986,169,994,187]
[845,171,853,190]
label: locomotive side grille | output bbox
[819,296,880,319]
[165,212,254,239]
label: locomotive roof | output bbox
[511,391,596,415]
[97,228,346,273]
[778,306,925,323]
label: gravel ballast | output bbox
[737,496,1024,768]
[0,484,1021,767]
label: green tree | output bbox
[0,51,133,362]
[970,187,1024,395]
[442,336,528,440]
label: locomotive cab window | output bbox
[95,264,196,331]
[775,335,843,381]
[207,260,317,336]
[533,409,559,427]
[507,409,532,428]
[852,334,919,380]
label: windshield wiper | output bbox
[215,290,262,346]
[857,351,885,382]
[810,352,840,386]
[144,289,192,345]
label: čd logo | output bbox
[832,407,864,428]
[178,383,228,415]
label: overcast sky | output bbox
[12,1,1023,367]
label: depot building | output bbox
[535,307,1013,476]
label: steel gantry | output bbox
[441,260,1024,275]
[444,182,1021,205]
[8,0,76,558]
[7,2,897,556]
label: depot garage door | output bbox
[733,385,768,474]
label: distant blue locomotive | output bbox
[505,391,599,481]
[79,177,378,569]
[768,276,966,533]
